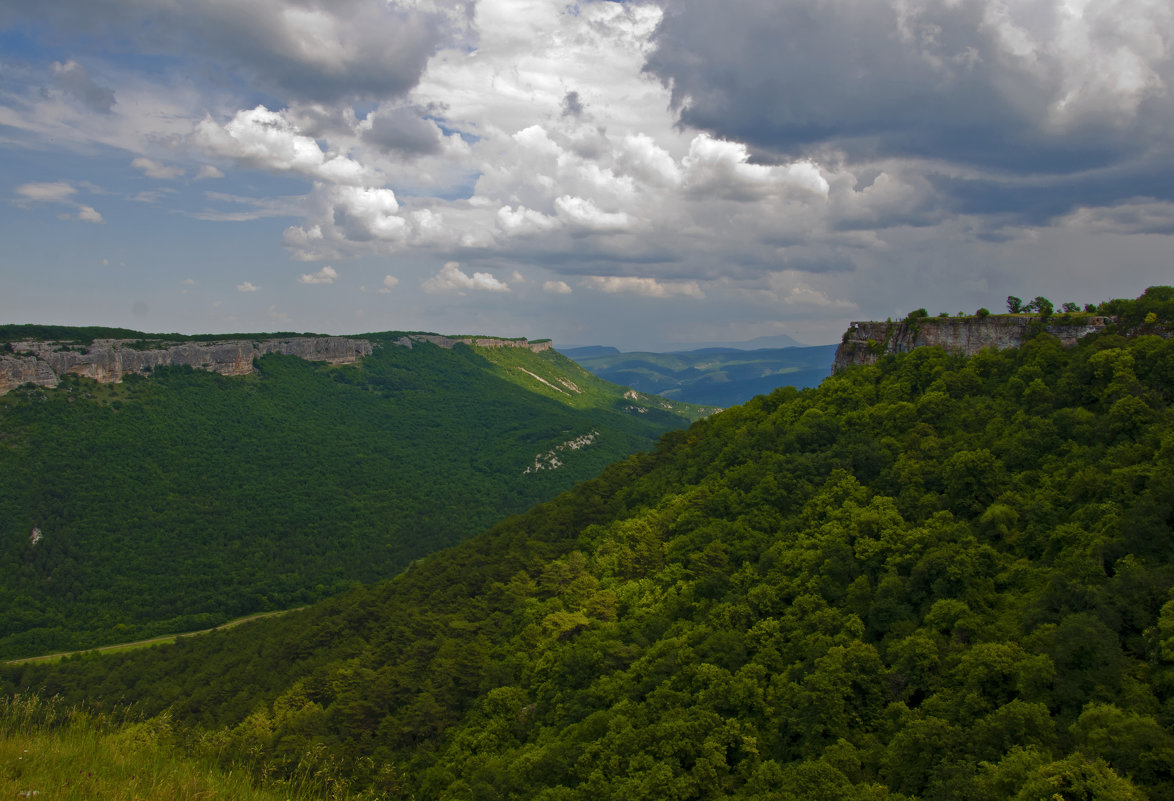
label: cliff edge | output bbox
[393,334,553,352]
[0,333,557,395]
[832,315,1113,373]
[0,336,372,395]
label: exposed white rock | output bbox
[514,366,569,395]
[523,430,600,473]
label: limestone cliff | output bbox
[0,336,373,395]
[392,334,554,352]
[832,315,1113,373]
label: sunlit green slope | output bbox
[0,331,698,659]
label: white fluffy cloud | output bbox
[681,135,829,201]
[237,281,260,292]
[76,204,103,223]
[543,280,572,294]
[197,106,368,185]
[582,276,705,299]
[298,265,338,284]
[422,262,510,293]
[378,274,399,294]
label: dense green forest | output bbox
[562,344,837,406]
[6,287,1174,800]
[0,334,700,659]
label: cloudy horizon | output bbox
[2,0,1172,349]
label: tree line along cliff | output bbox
[832,290,1174,375]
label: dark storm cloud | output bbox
[183,0,450,104]
[644,0,1174,214]
[935,159,1174,225]
[7,0,464,105]
[362,106,445,156]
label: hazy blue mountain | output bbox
[561,343,838,406]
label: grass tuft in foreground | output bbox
[0,693,349,800]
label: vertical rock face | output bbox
[0,336,373,395]
[832,316,1113,373]
[0,333,559,395]
[396,334,554,352]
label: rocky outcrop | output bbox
[832,316,1113,373]
[393,334,553,352]
[0,336,373,395]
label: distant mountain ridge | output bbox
[562,342,837,406]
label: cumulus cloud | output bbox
[132,157,184,180]
[554,195,633,233]
[76,205,104,223]
[544,280,572,294]
[237,281,260,292]
[682,135,829,201]
[378,274,399,293]
[298,265,338,284]
[497,205,560,236]
[422,262,510,293]
[330,186,406,240]
[52,60,115,113]
[196,106,368,185]
[581,276,705,299]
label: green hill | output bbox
[562,344,837,406]
[0,331,703,659]
[6,287,1174,800]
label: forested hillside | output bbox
[0,333,700,659]
[6,287,1174,800]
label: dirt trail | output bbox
[4,607,304,665]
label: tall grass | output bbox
[0,694,358,800]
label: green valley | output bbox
[6,287,1173,800]
[0,330,703,659]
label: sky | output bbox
[1,0,1172,349]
